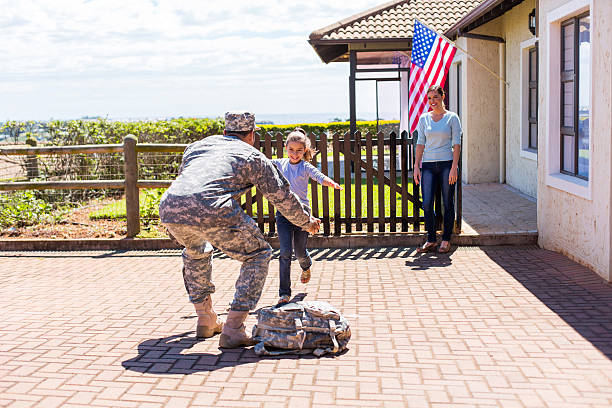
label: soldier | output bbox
[159,111,320,348]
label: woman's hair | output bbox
[286,127,317,162]
[426,84,445,98]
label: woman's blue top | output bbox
[416,111,462,163]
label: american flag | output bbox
[408,19,457,133]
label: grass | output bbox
[89,200,125,219]
[89,188,164,220]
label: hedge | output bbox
[2,118,400,146]
[1,118,401,202]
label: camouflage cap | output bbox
[225,111,261,132]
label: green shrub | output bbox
[0,191,68,228]
[45,117,225,145]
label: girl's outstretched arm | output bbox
[322,176,343,190]
[303,161,343,190]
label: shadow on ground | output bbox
[214,246,417,261]
[0,247,417,260]
[121,330,341,375]
[404,249,454,269]
[483,248,612,360]
[122,332,261,374]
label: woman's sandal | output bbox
[438,242,451,253]
[416,242,438,253]
[300,268,311,284]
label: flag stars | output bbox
[411,20,436,68]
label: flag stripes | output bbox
[408,20,457,133]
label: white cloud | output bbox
[0,0,391,120]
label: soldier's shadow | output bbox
[122,326,337,375]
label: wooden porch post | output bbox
[349,50,357,136]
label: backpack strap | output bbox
[310,321,341,357]
[295,318,306,349]
[254,341,313,356]
[328,320,339,353]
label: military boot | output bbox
[194,296,223,338]
[218,310,256,348]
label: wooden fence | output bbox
[0,132,462,238]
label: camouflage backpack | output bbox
[252,300,351,357]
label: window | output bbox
[560,13,590,179]
[520,37,538,159]
[545,0,591,199]
[528,45,538,149]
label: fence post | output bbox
[25,136,39,179]
[124,135,140,237]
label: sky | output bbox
[0,0,401,123]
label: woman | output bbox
[413,85,462,253]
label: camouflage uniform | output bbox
[160,113,311,312]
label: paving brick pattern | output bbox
[1,247,611,407]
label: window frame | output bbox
[544,0,592,200]
[559,12,589,180]
[528,45,538,150]
[520,37,538,161]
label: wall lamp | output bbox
[529,8,536,35]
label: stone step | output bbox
[0,231,538,251]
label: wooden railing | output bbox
[0,136,182,237]
[0,132,462,238]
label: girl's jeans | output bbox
[420,160,456,243]
[275,213,312,297]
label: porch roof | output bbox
[444,0,526,39]
[309,0,484,63]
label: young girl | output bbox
[272,128,342,305]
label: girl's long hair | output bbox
[286,127,317,162]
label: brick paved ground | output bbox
[1,247,611,408]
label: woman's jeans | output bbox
[276,213,312,297]
[420,160,455,243]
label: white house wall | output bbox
[501,0,539,198]
[538,0,612,281]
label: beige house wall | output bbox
[459,3,538,196]
[501,0,539,198]
[459,20,502,184]
[538,0,612,281]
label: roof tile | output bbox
[313,0,484,41]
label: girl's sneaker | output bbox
[277,295,290,306]
[300,268,311,284]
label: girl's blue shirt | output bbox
[271,158,327,206]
